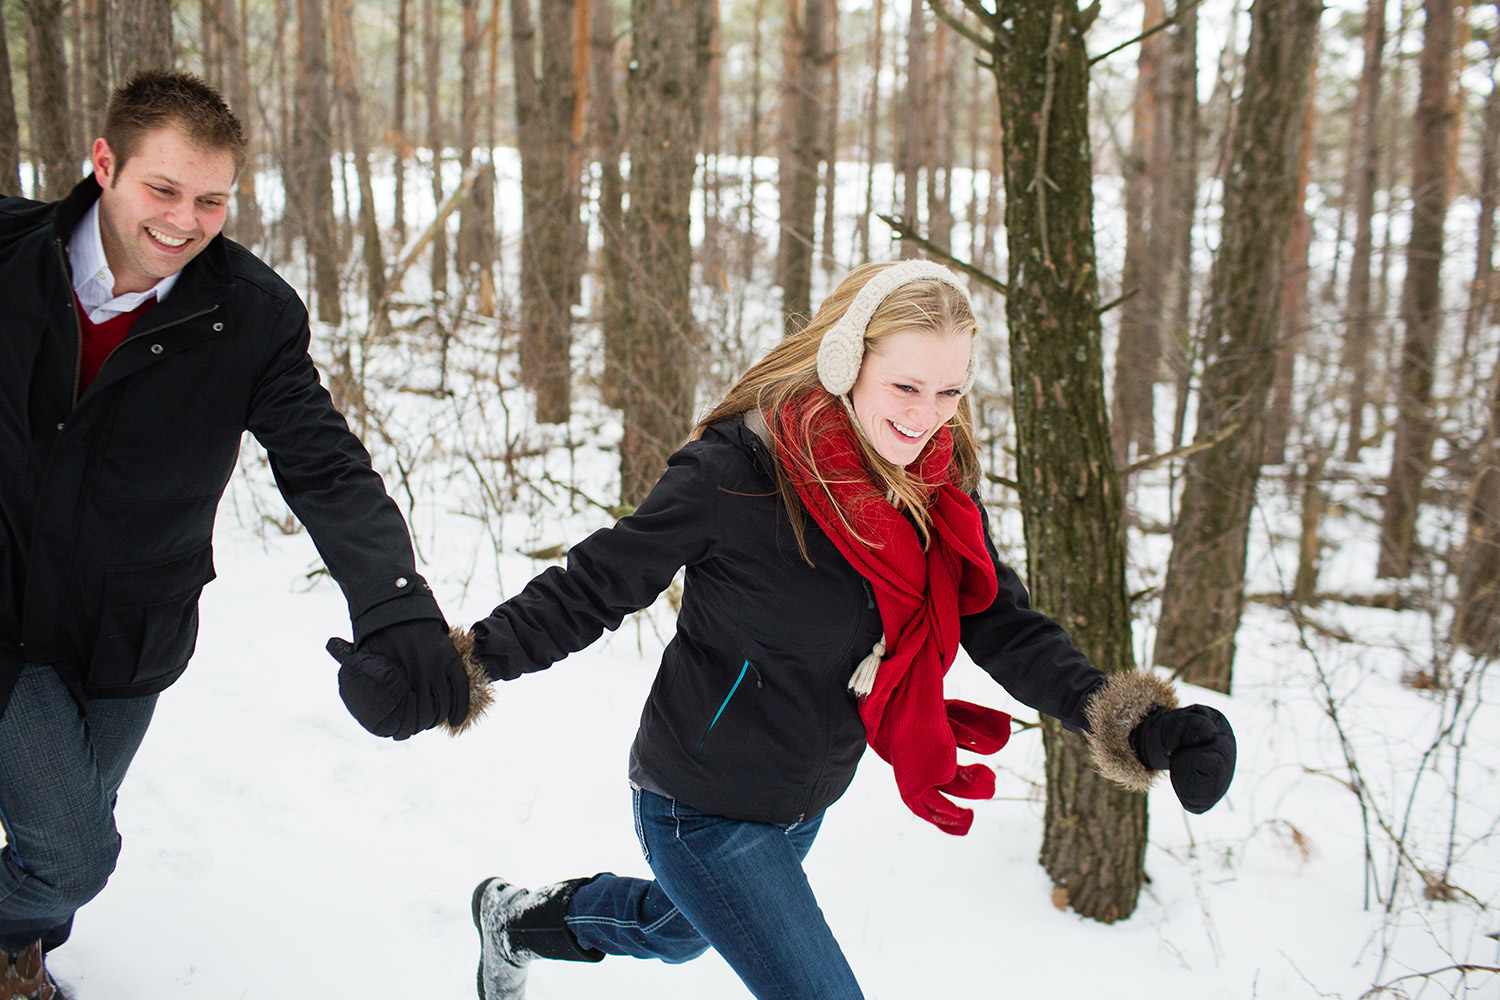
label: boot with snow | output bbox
[471,876,603,1000]
[0,941,61,1000]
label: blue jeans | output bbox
[566,787,863,999]
[0,664,157,953]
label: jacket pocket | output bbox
[699,657,761,748]
[89,545,217,690]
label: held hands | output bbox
[326,619,472,740]
[1128,704,1237,814]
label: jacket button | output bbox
[56,422,65,431]
[213,322,224,331]
[150,344,164,354]
[395,577,409,589]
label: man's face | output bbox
[91,127,236,295]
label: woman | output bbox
[458,260,1235,999]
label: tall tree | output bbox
[856,0,885,263]
[898,1,927,258]
[1378,0,1459,579]
[511,0,581,424]
[22,0,73,200]
[1153,0,1323,693]
[1462,36,1500,393]
[1342,0,1389,460]
[777,0,826,330]
[331,0,384,319]
[925,9,954,253]
[1263,60,1317,467]
[943,0,1139,922]
[218,0,261,248]
[0,10,19,197]
[1111,0,1167,468]
[424,0,447,297]
[112,0,173,80]
[1456,345,1500,655]
[591,0,627,409]
[456,0,483,286]
[82,0,109,141]
[619,0,713,504]
[392,0,411,245]
[293,0,342,324]
[1162,0,1202,455]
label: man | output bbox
[0,72,476,998]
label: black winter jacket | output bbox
[472,416,1106,824]
[0,177,440,717]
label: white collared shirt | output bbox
[67,200,180,323]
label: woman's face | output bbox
[848,327,971,468]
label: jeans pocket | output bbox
[632,786,651,864]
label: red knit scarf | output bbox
[776,398,1012,835]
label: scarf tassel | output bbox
[848,635,887,697]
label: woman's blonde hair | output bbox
[694,260,982,563]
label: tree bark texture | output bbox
[23,0,75,201]
[1111,0,1166,469]
[331,0,384,320]
[1456,344,1500,655]
[0,13,19,197]
[591,0,628,409]
[898,1,926,259]
[619,0,712,505]
[975,0,1145,923]
[217,0,261,248]
[424,0,447,296]
[392,0,410,244]
[1462,50,1500,391]
[1154,0,1322,694]
[1162,0,1200,454]
[111,0,172,81]
[82,0,109,142]
[294,0,342,324]
[1343,0,1388,461]
[1264,62,1317,467]
[778,0,826,332]
[511,0,580,424]
[1378,0,1457,579]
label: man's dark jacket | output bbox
[0,177,440,717]
[472,416,1107,825]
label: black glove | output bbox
[326,619,468,740]
[1128,704,1236,814]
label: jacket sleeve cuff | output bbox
[350,587,445,642]
[1082,670,1179,793]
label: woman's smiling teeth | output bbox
[890,420,924,440]
[147,227,189,248]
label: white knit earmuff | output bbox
[815,260,977,398]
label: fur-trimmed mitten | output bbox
[1083,672,1236,814]
[326,625,492,739]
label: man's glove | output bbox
[1128,704,1236,814]
[326,619,469,740]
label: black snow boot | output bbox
[471,876,604,1000]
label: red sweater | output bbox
[75,292,156,394]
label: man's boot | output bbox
[471,876,604,1000]
[0,941,60,1000]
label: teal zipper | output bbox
[701,660,750,747]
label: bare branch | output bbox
[1119,421,1241,477]
[928,0,991,50]
[1090,0,1207,66]
[876,213,1009,296]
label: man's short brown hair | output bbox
[102,71,248,179]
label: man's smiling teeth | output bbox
[147,227,188,247]
[891,420,923,439]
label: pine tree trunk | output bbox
[820,0,838,276]
[331,0,384,320]
[1343,0,1387,460]
[619,0,712,504]
[456,0,482,280]
[1378,0,1457,580]
[512,0,579,425]
[0,12,19,197]
[1264,62,1317,467]
[218,0,261,248]
[898,0,925,259]
[1154,0,1322,693]
[1112,0,1165,469]
[778,0,825,331]
[776,0,801,282]
[22,0,74,201]
[1461,51,1500,384]
[112,0,172,79]
[925,17,953,254]
[424,0,447,298]
[1456,343,1500,655]
[591,0,627,409]
[82,0,109,141]
[978,0,1145,923]
[392,0,410,245]
[856,0,884,264]
[1163,0,1201,455]
[295,0,342,324]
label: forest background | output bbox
[3,0,1500,996]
